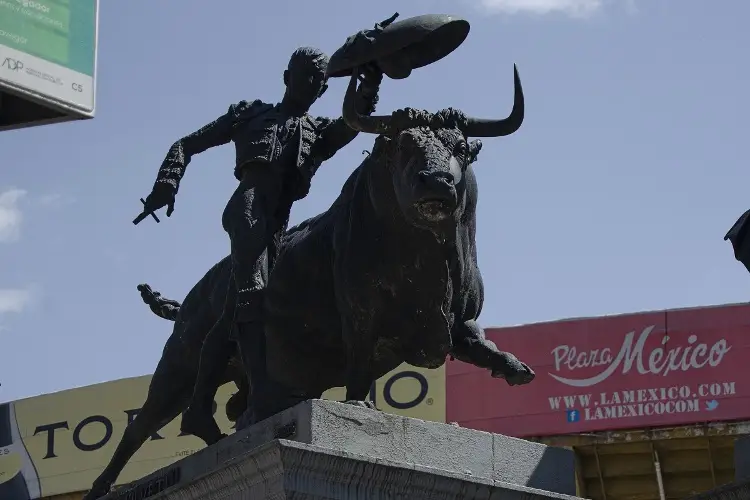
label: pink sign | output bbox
[446,303,750,437]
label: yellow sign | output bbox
[0,363,445,499]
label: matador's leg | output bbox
[223,174,284,426]
[180,309,234,445]
[182,172,277,438]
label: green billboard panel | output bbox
[0,0,98,124]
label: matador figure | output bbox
[139,46,383,435]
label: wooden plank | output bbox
[661,473,717,498]
[580,452,654,478]
[655,447,715,474]
[706,437,717,488]
[533,421,750,447]
[594,444,608,500]
[598,474,661,498]
[715,470,734,486]
[574,448,589,498]
[657,437,733,451]
[584,477,604,499]
[589,442,654,455]
[531,422,745,499]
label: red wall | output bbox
[446,303,750,437]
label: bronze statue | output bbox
[85,14,535,500]
[87,70,532,500]
[160,69,534,434]
[135,46,383,440]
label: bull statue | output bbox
[84,66,534,500]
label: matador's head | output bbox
[283,47,329,113]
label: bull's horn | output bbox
[464,64,524,138]
[342,71,392,135]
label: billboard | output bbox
[447,303,750,437]
[4,301,749,498]
[0,363,445,499]
[0,0,98,130]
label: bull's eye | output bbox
[454,141,469,163]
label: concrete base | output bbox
[102,399,582,500]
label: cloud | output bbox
[478,0,603,17]
[36,193,76,208]
[0,188,26,243]
[0,189,74,243]
[0,288,33,315]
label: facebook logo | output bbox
[566,409,580,423]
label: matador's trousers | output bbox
[183,163,293,436]
[223,165,290,312]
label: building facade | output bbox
[2,302,748,499]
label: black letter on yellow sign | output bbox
[73,415,113,452]
[33,421,68,459]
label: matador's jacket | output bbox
[151,87,379,203]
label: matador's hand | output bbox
[359,62,383,89]
[143,183,176,218]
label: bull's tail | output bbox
[137,284,181,322]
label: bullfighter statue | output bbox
[87,13,528,500]
[134,45,384,437]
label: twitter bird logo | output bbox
[706,400,719,411]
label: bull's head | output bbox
[342,65,524,229]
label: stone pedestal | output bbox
[102,399,582,500]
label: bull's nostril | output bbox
[440,173,455,186]
[418,170,455,186]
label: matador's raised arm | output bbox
[311,68,382,164]
[152,102,245,194]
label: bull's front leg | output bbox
[450,319,535,386]
[341,317,378,410]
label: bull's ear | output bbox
[372,135,392,157]
[468,140,483,164]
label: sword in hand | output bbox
[132,198,161,225]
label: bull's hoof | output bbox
[343,400,379,411]
[236,407,278,430]
[491,352,536,386]
[236,408,255,431]
[82,482,111,500]
[180,408,226,446]
[137,283,156,300]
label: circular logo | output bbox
[382,371,429,410]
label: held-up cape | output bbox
[326,13,470,80]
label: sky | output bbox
[0,0,748,403]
